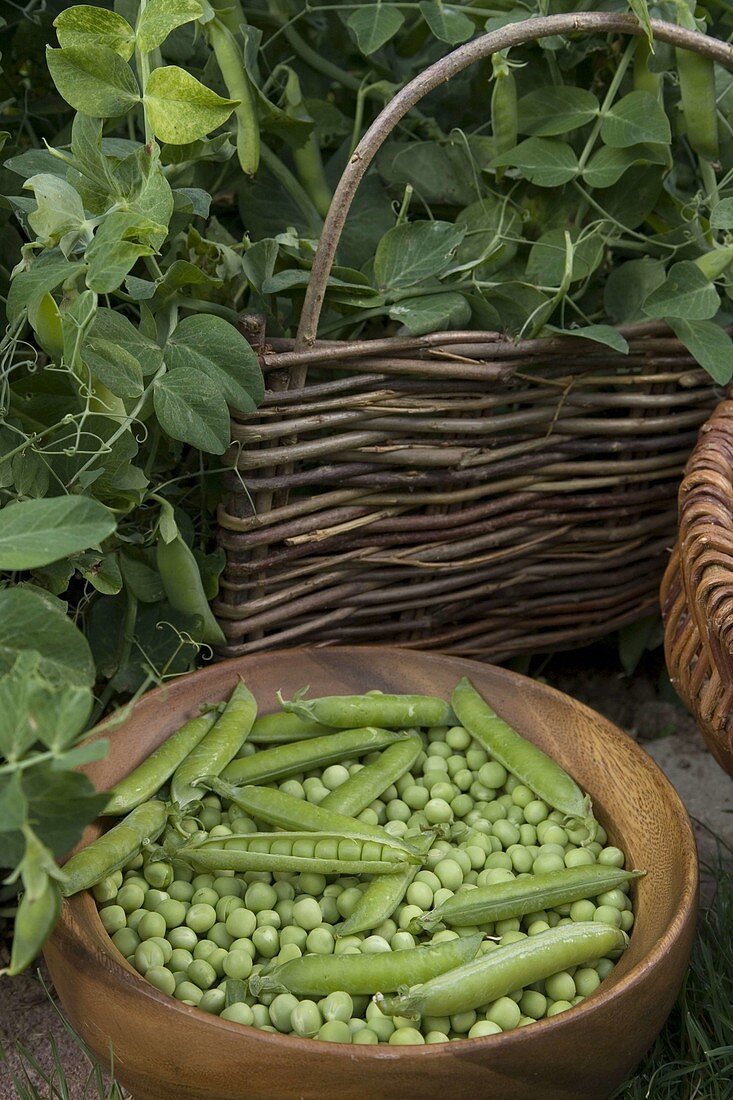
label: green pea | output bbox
[167,926,198,951]
[192,887,219,908]
[519,990,547,1019]
[281,925,308,950]
[221,1002,255,1025]
[318,1020,352,1043]
[112,927,140,956]
[144,965,176,996]
[268,992,299,1032]
[225,908,257,939]
[596,958,615,980]
[174,981,202,1005]
[486,996,521,1031]
[565,848,595,869]
[188,958,217,990]
[252,925,280,958]
[388,1027,424,1045]
[598,847,625,868]
[138,911,167,941]
[620,910,635,932]
[169,948,193,971]
[361,935,391,954]
[168,880,195,903]
[306,927,335,955]
[100,905,127,935]
[532,854,566,876]
[292,897,323,930]
[322,991,354,1023]
[468,1020,502,1037]
[134,941,165,974]
[117,884,145,913]
[245,882,278,912]
[92,875,120,904]
[186,904,217,934]
[594,905,622,928]
[574,967,601,997]
[547,999,573,1017]
[545,971,576,1001]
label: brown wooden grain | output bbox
[44,648,698,1100]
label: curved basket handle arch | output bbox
[293,11,733,381]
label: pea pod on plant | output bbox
[452,677,597,843]
[155,502,225,647]
[694,245,733,281]
[206,17,260,176]
[675,3,719,161]
[491,50,518,183]
[7,874,62,976]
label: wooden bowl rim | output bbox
[57,647,699,1061]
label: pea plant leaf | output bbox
[517,87,599,137]
[490,138,579,187]
[549,324,630,354]
[0,497,116,571]
[667,318,733,384]
[54,5,137,60]
[23,175,90,254]
[6,253,87,326]
[81,337,144,399]
[143,66,238,145]
[85,211,163,294]
[642,261,720,320]
[600,91,671,148]
[710,199,733,231]
[45,45,140,117]
[388,291,472,335]
[18,766,108,861]
[419,1,474,45]
[136,0,204,53]
[374,221,466,291]
[164,315,265,414]
[347,4,406,54]
[526,229,604,286]
[582,144,667,189]
[604,258,666,323]
[90,309,163,375]
[153,366,231,454]
[0,588,95,687]
[628,0,654,46]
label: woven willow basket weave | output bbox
[662,400,733,776]
[216,12,732,661]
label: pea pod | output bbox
[452,678,597,843]
[177,829,418,877]
[206,18,260,176]
[675,6,719,161]
[376,922,628,1018]
[7,875,62,975]
[277,690,453,730]
[491,50,517,183]
[225,978,248,1007]
[200,778,418,854]
[319,735,423,816]
[694,245,733,281]
[250,932,482,997]
[171,681,257,808]
[62,801,168,897]
[104,709,220,815]
[411,865,645,933]
[221,726,410,786]
[28,292,64,359]
[337,830,437,937]
[249,711,332,744]
[156,532,225,647]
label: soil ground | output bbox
[1,644,731,1098]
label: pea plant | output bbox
[1,0,733,969]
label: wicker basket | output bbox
[661,400,733,776]
[217,12,732,661]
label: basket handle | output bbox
[294,11,733,372]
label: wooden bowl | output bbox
[44,648,698,1100]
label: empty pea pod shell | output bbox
[277,689,454,730]
[171,681,257,807]
[221,727,409,786]
[452,677,597,842]
[411,865,645,933]
[103,710,219,816]
[376,922,628,1019]
[250,932,483,997]
[62,801,169,897]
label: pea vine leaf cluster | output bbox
[0,0,731,968]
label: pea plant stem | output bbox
[135,0,153,145]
